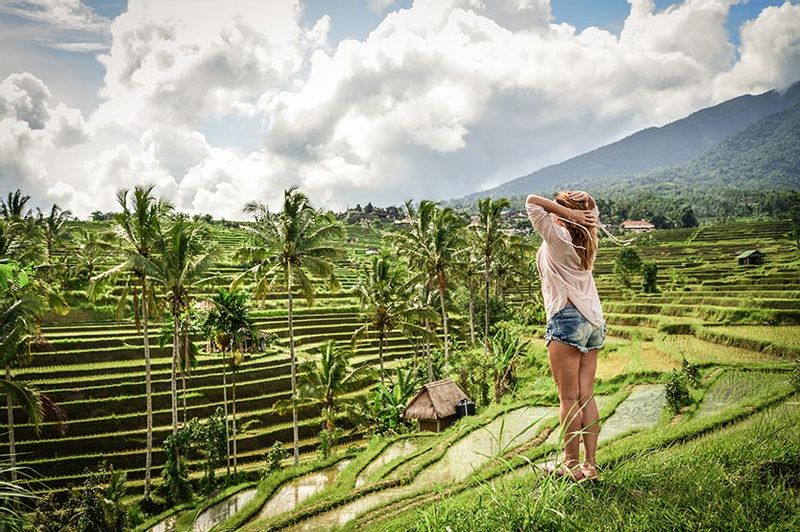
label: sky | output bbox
[1,0,799,218]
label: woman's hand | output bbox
[567,190,591,203]
[569,209,598,227]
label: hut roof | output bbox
[620,220,654,228]
[403,379,468,420]
[736,249,764,259]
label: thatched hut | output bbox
[403,379,469,433]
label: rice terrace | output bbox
[2,1,800,531]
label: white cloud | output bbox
[38,40,108,52]
[0,72,52,129]
[0,72,90,194]
[714,1,800,98]
[2,0,800,218]
[0,0,111,52]
[0,0,109,32]
[93,0,327,128]
[368,0,403,13]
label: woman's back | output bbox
[527,203,605,327]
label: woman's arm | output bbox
[527,194,573,221]
[526,194,597,226]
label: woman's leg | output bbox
[547,339,583,466]
[578,348,600,466]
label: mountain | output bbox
[597,100,800,191]
[457,81,800,202]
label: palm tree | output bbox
[1,190,32,220]
[234,186,345,465]
[492,233,534,304]
[71,228,116,286]
[203,287,255,477]
[489,329,529,402]
[290,340,370,432]
[0,193,41,266]
[455,241,482,346]
[352,252,435,385]
[157,309,200,426]
[473,197,510,356]
[36,205,72,262]
[0,263,63,484]
[91,185,172,501]
[392,201,438,376]
[150,218,216,439]
[425,206,464,359]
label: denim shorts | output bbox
[544,303,607,353]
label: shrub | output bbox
[614,247,642,288]
[158,424,194,505]
[317,427,344,460]
[641,260,659,293]
[28,463,130,532]
[681,357,700,388]
[263,441,290,478]
[665,369,693,414]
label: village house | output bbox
[620,219,655,232]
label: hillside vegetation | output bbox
[458,81,800,201]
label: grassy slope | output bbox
[373,394,800,531]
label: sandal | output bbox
[543,461,584,481]
[578,462,599,481]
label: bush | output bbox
[681,357,700,388]
[263,441,290,478]
[641,260,659,293]
[317,427,344,460]
[157,425,194,505]
[665,369,693,414]
[28,463,130,532]
[614,247,642,288]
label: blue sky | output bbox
[81,0,790,46]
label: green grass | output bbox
[372,396,800,531]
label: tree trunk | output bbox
[181,370,187,426]
[222,347,230,477]
[6,365,16,483]
[378,331,385,386]
[170,311,180,478]
[142,277,153,501]
[424,319,432,382]
[182,328,189,425]
[288,267,299,465]
[232,363,238,476]
[468,282,476,346]
[438,281,449,360]
[484,255,491,357]
[171,313,179,435]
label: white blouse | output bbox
[526,202,605,327]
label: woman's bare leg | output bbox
[547,339,583,466]
[578,348,600,466]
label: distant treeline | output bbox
[452,186,800,229]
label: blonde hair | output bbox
[554,191,598,270]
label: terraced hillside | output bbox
[127,216,799,532]
[7,216,799,517]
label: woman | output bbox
[526,190,606,481]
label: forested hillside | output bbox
[457,81,800,201]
